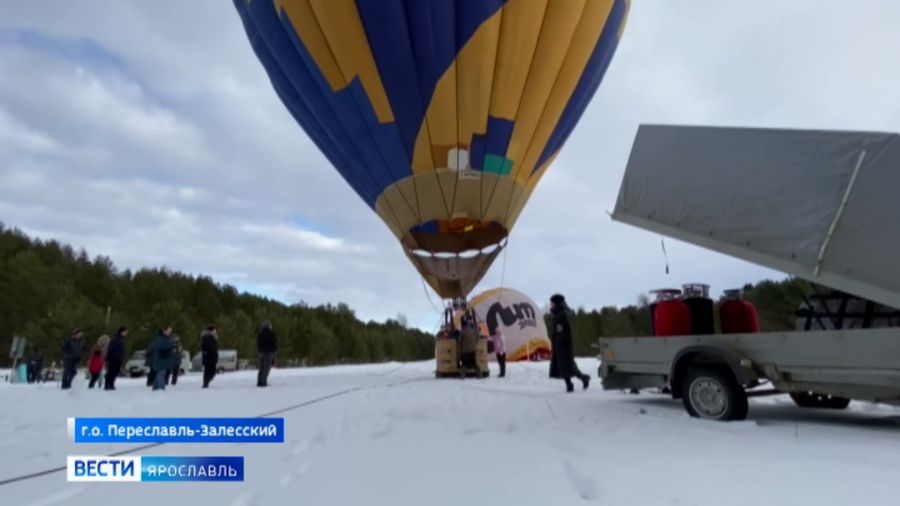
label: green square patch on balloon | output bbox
[483,155,513,176]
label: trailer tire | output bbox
[681,367,748,421]
[789,392,851,410]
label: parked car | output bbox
[217,350,238,374]
[190,350,238,374]
[178,351,191,375]
[124,351,149,377]
[191,352,203,372]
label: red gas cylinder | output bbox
[651,289,692,336]
[719,289,760,334]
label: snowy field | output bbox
[1,359,899,506]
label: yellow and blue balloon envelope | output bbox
[235,0,629,298]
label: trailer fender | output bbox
[669,346,750,399]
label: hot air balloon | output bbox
[234,0,629,298]
[469,287,551,361]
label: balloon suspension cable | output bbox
[496,237,510,307]
[421,276,444,316]
[660,236,670,275]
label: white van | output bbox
[188,350,237,373]
[217,350,238,374]
[178,351,191,375]
[124,351,149,377]
[191,352,203,372]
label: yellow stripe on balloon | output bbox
[411,9,503,174]
[504,0,588,183]
[276,0,394,123]
[487,0,549,123]
[513,0,614,184]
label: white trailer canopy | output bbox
[613,124,900,309]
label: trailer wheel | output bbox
[681,367,748,421]
[789,392,851,410]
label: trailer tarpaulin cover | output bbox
[613,124,900,309]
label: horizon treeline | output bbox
[0,223,433,367]
[1,223,818,366]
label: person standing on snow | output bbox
[60,329,85,389]
[201,326,219,388]
[549,294,590,393]
[256,321,277,387]
[145,340,156,387]
[26,346,44,384]
[104,327,127,390]
[490,328,507,378]
[87,343,105,389]
[151,326,174,391]
[459,313,480,378]
[167,333,182,386]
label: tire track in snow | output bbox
[0,375,429,487]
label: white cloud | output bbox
[240,223,350,253]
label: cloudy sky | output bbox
[2,1,899,330]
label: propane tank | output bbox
[719,289,760,334]
[651,288,692,336]
[682,283,715,335]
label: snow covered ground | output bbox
[1,359,899,506]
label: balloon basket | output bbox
[433,338,490,379]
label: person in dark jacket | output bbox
[458,313,480,378]
[60,329,85,389]
[201,326,219,388]
[145,341,156,387]
[256,321,277,387]
[549,294,590,393]
[167,334,182,386]
[151,327,174,391]
[104,327,127,390]
[26,346,44,384]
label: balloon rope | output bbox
[660,236,670,275]
[495,238,510,311]
[421,276,444,315]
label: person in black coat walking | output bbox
[60,329,85,389]
[549,294,590,393]
[166,334,182,386]
[256,320,277,387]
[104,327,127,390]
[26,346,44,383]
[201,326,219,388]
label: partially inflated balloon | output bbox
[470,287,550,362]
[235,0,629,297]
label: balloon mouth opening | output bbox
[402,220,508,256]
[402,220,508,299]
[407,238,507,259]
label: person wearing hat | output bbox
[201,326,220,388]
[104,327,127,390]
[167,333,183,386]
[549,294,590,392]
[256,320,277,387]
[60,328,85,389]
[151,326,174,391]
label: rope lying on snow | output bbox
[0,375,427,487]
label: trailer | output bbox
[599,124,900,421]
